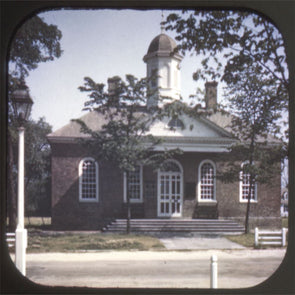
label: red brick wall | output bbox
[50,143,281,229]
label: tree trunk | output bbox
[7,131,17,232]
[127,196,131,234]
[244,137,255,234]
[126,182,131,234]
[245,176,254,234]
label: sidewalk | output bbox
[159,235,245,250]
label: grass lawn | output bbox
[282,218,288,228]
[24,231,165,253]
[226,218,289,248]
[7,217,289,251]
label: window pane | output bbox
[200,162,214,200]
[81,159,97,200]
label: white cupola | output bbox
[143,33,183,108]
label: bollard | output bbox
[210,255,218,289]
[254,227,259,247]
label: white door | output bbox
[158,160,183,217]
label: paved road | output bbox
[23,249,286,289]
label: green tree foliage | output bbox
[24,118,52,218]
[222,64,284,232]
[76,75,179,233]
[164,10,289,109]
[7,15,62,231]
[8,117,52,220]
[165,10,287,232]
[9,15,62,91]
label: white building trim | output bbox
[78,157,99,203]
[157,159,183,217]
[123,165,143,203]
[197,159,217,203]
[239,162,258,203]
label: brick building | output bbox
[47,32,281,230]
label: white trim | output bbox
[123,165,143,203]
[197,159,217,202]
[157,159,183,217]
[239,162,257,203]
[78,157,99,203]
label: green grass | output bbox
[282,218,288,228]
[25,232,165,253]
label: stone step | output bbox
[113,219,239,224]
[104,219,245,234]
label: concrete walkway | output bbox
[159,235,245,250]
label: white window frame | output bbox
[123,165,143,203]
[78,157,99,203]
[239,162,257,203]
[198,159,216,202]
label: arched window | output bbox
[79,158,99,202]
[239,162,257,202]
[198,160,216,202]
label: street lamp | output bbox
[11,82,33,276]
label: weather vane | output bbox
[161,10,165,33]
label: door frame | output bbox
[157,159,183,217]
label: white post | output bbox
[282,228,287,247]
[210,255,218,289]
[254,227,259,247]
[15,127,27,276]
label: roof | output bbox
[143,33,182,62]
[47,108,240,152]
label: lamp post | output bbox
[11,83,33,276]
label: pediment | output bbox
[148,114,233,139]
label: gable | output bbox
[148,113,233,139]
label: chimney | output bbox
[205,81,218,109]
[107,76,120,96]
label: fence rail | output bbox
[255,227,288,247]
[6,232,16,248]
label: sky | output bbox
[23,9,206,131]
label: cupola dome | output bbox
[143,32,183,108]
[143,33,181,62]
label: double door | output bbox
[158,172,182,217]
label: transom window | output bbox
[239,162,257,202]
[160,160,182,172]
[124,166,143,203]
[79,158,98,202]
[168,117,184,129]
[198,160,216,201]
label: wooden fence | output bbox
[6,232,16,248]
[255,227,288,247]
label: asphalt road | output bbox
[23,249,286,289]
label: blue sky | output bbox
[24,9,205,131]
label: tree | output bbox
[75,75,179,233]
[9,117,52,220]
[24,118,52,219]
[7,15,62,231]
[164,10,288,110]
[164,10,288,232]
[220,63,283,233]
[9,15,62,91]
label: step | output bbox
[104,219,244,234]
